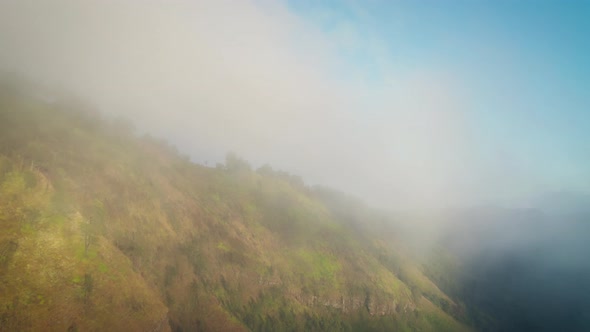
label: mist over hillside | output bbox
[0,83,473,331]
[4,0,588,210]
[1,0,589,331]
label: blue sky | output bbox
[288,0,590,200]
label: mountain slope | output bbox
[0,83,471,331]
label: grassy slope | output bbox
[0,86,470,331]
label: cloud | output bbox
[0,0,471,209]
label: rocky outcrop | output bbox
[295,293,416,316]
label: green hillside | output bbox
[0,82,471,331]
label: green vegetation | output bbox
[0,81,471,331]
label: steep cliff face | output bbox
[0,86,470,331]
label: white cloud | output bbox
[0,0,472,209]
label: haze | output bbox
[1,0,588,210]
